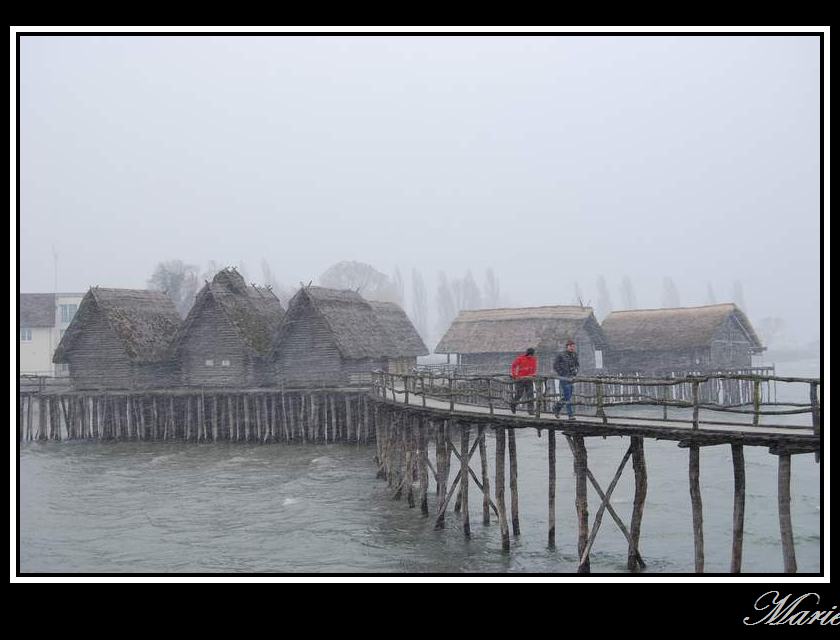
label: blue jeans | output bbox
[555,380,574,417]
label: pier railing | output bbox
[373,370,822,434]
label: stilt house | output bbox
[273,287,426,386]
[52,288,181,390]
[434,306,607,375]
[172,269,285,387]
[601,303,765,374]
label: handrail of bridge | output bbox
[371,370,821,437]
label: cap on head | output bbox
[525,347,536,356]
[566,339,576,347]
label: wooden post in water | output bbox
[508,428,520,536]
[811,382,820,463]
[460,424,471,538]
[419,419,429,516]
[778,453,797,573]
[548,428,556,550]
[478,425,491,526]
[495,427,510,551]
[570,435,590,573]
[689,445,704,573]
[628,436,647,572]
[730,444,746,574]
[753,379,761,427]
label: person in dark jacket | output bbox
[510,347,537,414]
[553,339,579,419]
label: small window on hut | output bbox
[594,350,603,370]
[221,359,230,367]
[205,359,214,367]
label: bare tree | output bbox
[461,270,482,310]
[706,282,717,305]
[392,267,405,307]
[619,276,637,310]
[260,259,295,306]
[411,268,428,342]
[483,268,501,308]
[147,260,199,318]
[596,275,613,319]
[436,272,457,338]
[662,277,681,308]
[320,260,398,302]
[756,317,786,349]
[732,280,747,312]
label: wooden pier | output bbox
[18,369,821,574]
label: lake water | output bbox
[18,359,822,574]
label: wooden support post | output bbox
[419,419,429,516]
[420,376,426,408]
[487,379,494,416]
[753,379,761,427]
[449,376,455,412]
[548,428,556,550]
[692,381,700,430]
[689,445,704,573]
[460,424,471,538]
[663,384,670,421]
[628,436,647,572]
[778,453,797,573]
[479,426,491,526]
[434,422,450,530]
[811,382,820,463]
[508,428,520,536]
[570,435,590,573]
[535,379,542,419]
[731,444,745,574]
[495,427,510,551]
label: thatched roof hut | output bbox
[601,303,764,373]
[368,300,428,369]
[435,306,607,374]
[172,268,285,387]
[274,287,426,386]
[53,288,181,389]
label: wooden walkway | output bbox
[367,371,822,573]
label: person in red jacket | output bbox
[510,347,537,414]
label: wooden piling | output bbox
[628,436,647,572]
[730,444,745,574]
[508,428,520,536]
[689,445,704,573]
[778,453,797,573]
[479,426,491,526]
[419,419,429,516]
[570,435,590,573]
[460,424,470,538]
[495,427,510,551]
[548,428,556,550]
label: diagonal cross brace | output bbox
[576,443,634,570]
[447,436,500,518]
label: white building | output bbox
[19,292,84,376]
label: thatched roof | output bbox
[173,269,286,355]
[54,288,182,363]
[368,301,429,357]
[601,303,763,352]
[20,294,55,327]
[435,306,605,354]
[276,286,424,360]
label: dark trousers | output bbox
[554,380,575,417]
[511,380,534,413]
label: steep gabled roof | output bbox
[20,294,55,327]
[173,269,286,356]
[368,300,428,357]
[435,306,605,354]
[601,303,763,352]
[53,288,181,363]
[275,286,403,360]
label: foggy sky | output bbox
[18,35,822,342]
